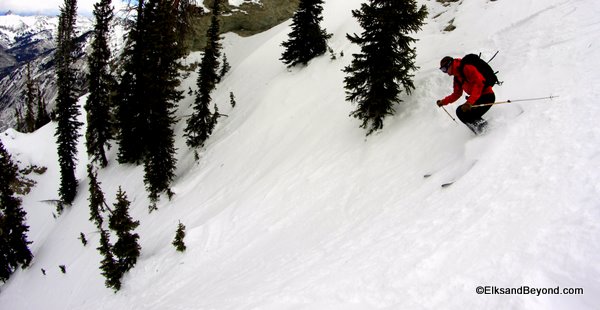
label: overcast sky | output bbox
[0,0,131,17]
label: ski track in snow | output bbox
[1,0,600,309]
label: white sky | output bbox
[0,0,131,17]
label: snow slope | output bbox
[229,0,261,7]
[1,0,599,309]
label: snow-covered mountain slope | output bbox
[0,13,92,52]
[1,0,599,309]
[0,14,58,48]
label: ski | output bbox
[439,160,478,188]
[441,181,455,188]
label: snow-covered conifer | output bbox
[55,0,83,204]
[343,0,427,135]
[109,187,140,273]
[184,0,223,149]
[280,0,331,67]
[85,0,115,168]
[172,221,187,252]
[97,227,121,291]
[87,164,106,228]
[0,141,33,283]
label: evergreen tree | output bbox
[141,0,183,208]
[108,187,140,273]
[115,0,148,164]
[0,140,33,283]
[184,0,223,149]
[343,0,427,135]
[35,87,50,129]
[97,227,121,291]
[280,0,331,67]
[218,53,230,81]
[116,0,192,166]
[14,105,24,132]
[114,0,182,206]
[55,0,83,204]
[24,63,36,133]
[172,221,186,252]
[85,0,115,168]
[0,213,11,281]
[229,91,236,108]
[87,164,106,228]
[79,232,88,246]
[175,0,196,58]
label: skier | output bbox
[436,56,495,134]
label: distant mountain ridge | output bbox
[0,13,95,130]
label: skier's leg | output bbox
[471,93,495,134]
[456,106,479,134]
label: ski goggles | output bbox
[440,62,451,73]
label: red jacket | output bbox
[440,58,494,105]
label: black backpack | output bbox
[457,53,501,88]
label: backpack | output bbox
[457,53,501,88]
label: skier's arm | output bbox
[440,78,463,105]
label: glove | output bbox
[436,100,444,107]
[460,103,472,112]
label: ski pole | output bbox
[440,106,458,123]
[472,95,559,108]
[486,50,499,63]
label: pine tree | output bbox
[175,0,196,58]
[14,105,24,132]
[141,0,183,208]
[218,53,230,81]
[79,232,88,246]
[0,140,33,283]
[24,63,36,133]
[55,0,83,204]
[229,91,236,108]
[211,104,224,125]
[114,0,182,206]
[184,0,223,149]
[35,87,50,129]
[172,221,186,252]
[87,164,106,228]
[108,187,140,273]
[97,227,121,291]
[280,0,331,67]
[115,0,148,164]
[343,0,427,136]
[116,0,193,166]
[85,0,115,168]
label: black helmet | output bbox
[440,56,453,72]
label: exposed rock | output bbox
[190,0,298,51]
